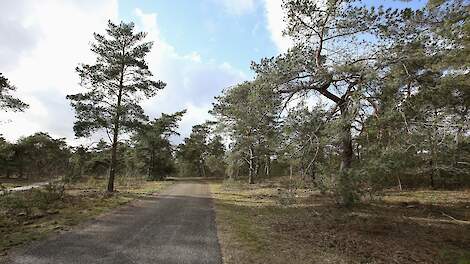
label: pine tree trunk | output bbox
[108,128,119,192]
[107,62,124,193]
[148,148,155,179]
[201,161,206,178]
[235,161,240,179]
[248,167,254,184]
[396,175,402,191]
[248,146,255,184]
[265,155,270,177]
[310,163,316,182]
[430,159,435,188]
[338,100,354,205]
[339,102,353,173]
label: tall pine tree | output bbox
[67,21,165,192]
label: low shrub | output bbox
[0,183,65,220]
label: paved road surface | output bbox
[6,181,222,264]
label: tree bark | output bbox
[148,147,155,179]
[107,62,125,192]
[201,161,206,178]
[339,101,353,173]
[430,159,435,188]
[265,155,270,177]
[310,163,316,182]
[108,126,119,192]
[248,146,255,184]
[396,175,402,191]
[289,164,293,180]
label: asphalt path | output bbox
[6,180,222,264]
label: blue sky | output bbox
[119,0,278,76]
[117,0,426,73]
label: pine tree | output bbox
[212,79,281,184]
[66,21,166,192]
[135,111,185,180]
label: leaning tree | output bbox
[252,0,400,203]
[67,21,166,192]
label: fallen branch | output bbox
[441,211,470,223]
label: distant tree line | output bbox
[0,113,185,183]
[0,21,186,189]
[176,123,226,178]
[0,133,69,180]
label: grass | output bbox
[0,183,19,189]
[0,176,173,257]
[211,178,470,264]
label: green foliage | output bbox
[212,79,281,183]
[177,124,227,177]
[65,112,186,182]
[0,133,70,180]
[135,111,186,180]
[177,124,209,177]
[66,20,165,191]
[65,140,110,182]
[250,0,398,198]
[281,102,327,182]
[66,20,165,138]
[0,73,28,112]
[353,0,470,192]
[214,0,469,204]
[0,183,64,219]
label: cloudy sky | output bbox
[0,0,426,145]
[0,0,290,144]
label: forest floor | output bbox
[211,178,470,264]
[0,177,173,258]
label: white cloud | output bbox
[134,8,246,141]
[0,0,118,143]
[0,2,246,144]
[262,0,293,53]
[0,0,39,71]
[216,0,257,15]
[134,8,160,39]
